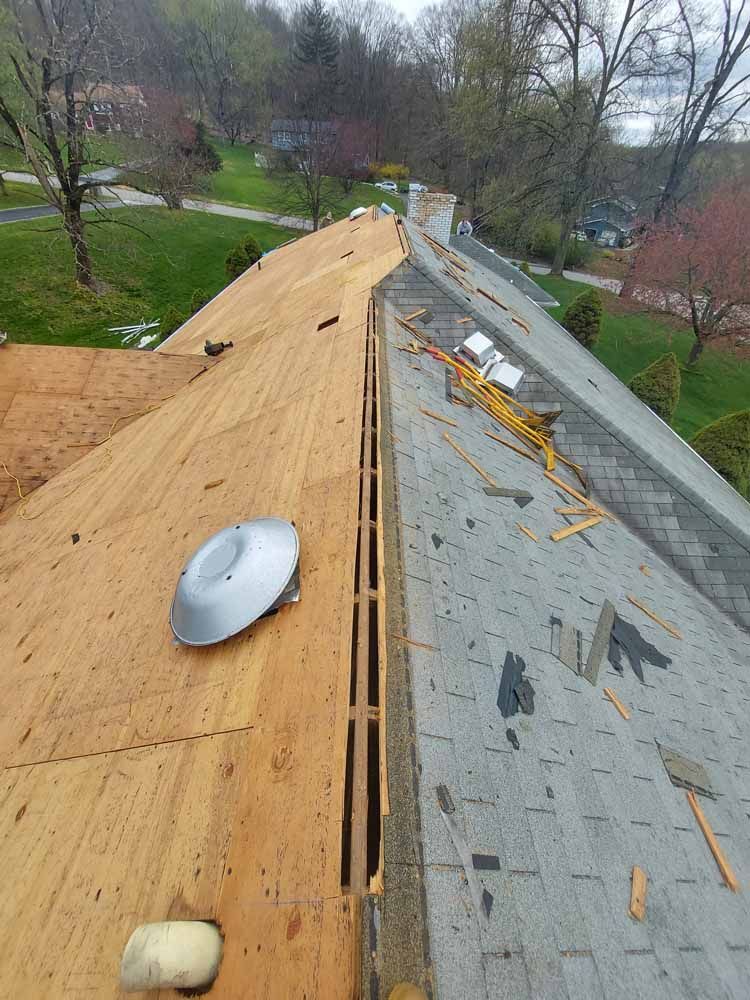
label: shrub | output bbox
[159,305,186,341]
[628,353,681,424]
[370,161,409,182]
[561,287,602,348]
[225,235,262,280]
[520,260,531,277]
[190,288,210,314]
[691,410,750,499]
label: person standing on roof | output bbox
[456,218,473,236]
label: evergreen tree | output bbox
[293,0,338,114]
[294,0,339,69]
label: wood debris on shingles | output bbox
[0,211,408,996]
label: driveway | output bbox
[527,260,623,293]
[2,171,313,231]
[0,201,120,225]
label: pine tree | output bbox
[294,0,339,69]
[628,353,681,425]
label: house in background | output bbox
[270,118,336,152]
[579,195,637,246]
[80,83,147,134]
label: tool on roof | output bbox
[204,339,233,356]
[629,867,648,921]
[686,789,740,892]
[170,517,299,646]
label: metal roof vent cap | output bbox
[170,517,300,646]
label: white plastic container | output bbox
[460,332,495,366]
[486,361,524,393]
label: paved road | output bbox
[2,171,313,230]
[527,260,623,293]
[0,201,122,225]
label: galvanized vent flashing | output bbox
[170,517,300,646]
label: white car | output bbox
[409,183,428,192]
[375,180,398,192]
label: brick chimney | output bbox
[407,191,457,247]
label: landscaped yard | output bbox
[535,273,750,440]
[0,208,296,348]
[0,181,47,210]
[203,139,404,219]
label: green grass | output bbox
[535,274,750,440]
[0,208,297,348]
[0,181,47,210]
[204,139,404,219]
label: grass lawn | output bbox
[535,274,750,440]
[0,208,297,349]
[0,181,48,210]
[204,139,404,219]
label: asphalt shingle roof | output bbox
[450,234,559,307]
[378,222,750,999]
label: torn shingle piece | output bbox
[658,745,715,799]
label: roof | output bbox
[377,220,750,998]
[450,234,559,307]
[0,209,406,996]
[2,206,750,999]
[0,344,214,512]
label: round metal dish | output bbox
[170,517,300,646]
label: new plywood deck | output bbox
[0,344,215,512]
[0,211,406,998]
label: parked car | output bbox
[375,180,398,192]
[409,183,428,192]
[571,230,589,242]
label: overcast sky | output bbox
[390,0,425,20]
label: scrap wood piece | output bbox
[627,595,683,640]
[391,634,438,652]
[639,564,651,576]
[457,317,472,324]
[544,470,611,520]
[484,430,537,462]
[443,432,496,487]
[203,479,225,490]
[404,308,427,322]
[477,286,509,310]
[396,344,421,355]
[550,515,602,542]
[511,316,531,336]
[603,687,630,720]
[517,523,538,542]
[419,407,457,427]
[686,789,740,892]
[629,866,648,921]
[554,506,596,516]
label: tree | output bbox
[125,93,221,209]
[172,0,278,144]
[269,119,342,230]
[561,287,602,347]
[652,0,750,222]
[691,410,750,498]
[226,234,262,279]
[625,187,750,363]
[628,353,681,423]
[521,0,676,274]
[0,0,129,288]
[159,305,187,340]
[294,0,339,115]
